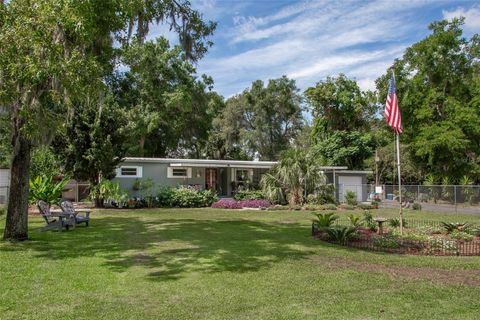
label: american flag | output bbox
[384,76,403,135]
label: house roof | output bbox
[334,170,373,175]
[122,157,349,171]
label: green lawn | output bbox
[1,208,479,320]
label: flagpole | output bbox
[393,132,396,187]
[392,70,403,235]
[396,133,403,234]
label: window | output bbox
[116,166,142,178]
[167,167,192,178]
[172,168,188,177]
[121,167,138,176]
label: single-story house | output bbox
[114,157,373,202]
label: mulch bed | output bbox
[313,226,480,256]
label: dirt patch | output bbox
[276,220,297,225]
[310,256,480,287]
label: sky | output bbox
[149,0,480,98]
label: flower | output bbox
[211,199,271,209]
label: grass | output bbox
[0,208,479,319]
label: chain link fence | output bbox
[337,184,375,203]
[336,184,480,215]
[63,181,90,202]
[0,182,90,205]
[383,184,480,215]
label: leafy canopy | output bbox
[375,18,480,181]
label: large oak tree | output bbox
[0,0,215,241]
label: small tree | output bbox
[30,146,61,179]
[460,176,476,205]
[261,148,326,206]
[29,176,70,206]
[344,191,357,206]
[56,95,128,208]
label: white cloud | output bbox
[192,0,248,21]
[443,5,480,31]
[288,50,388,79]
[196,0,447,97]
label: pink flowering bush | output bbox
[211,199,242,209]
[211,199,271,209]
[239,199,271,208]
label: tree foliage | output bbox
[312,131,375,170]
[375,18,480,182]
[30,146,61,179]
[260,148,327,205]
[55,95,128,188]
[0,0,216,240]
[208,76,303,160]
[114,37,218,157]
[305,74,376,137]
[306,75,376,169]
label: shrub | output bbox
[460,176,476,204]
[441,222,470,233]
[156,187,218,208]
[313,212,338,229]
[416,225,443,235]
[412,202,422,210]
[233,189,266,201]
[388,218,407,228]
[170,187,218,208]
[326,226,357,244]
[362,211,377,232]
[289,205,302,211]
[430,239,458,252]
[306,194,318,205]
[389,228,428,241]
[89,179,128,207]
[348,214,361,227]
[373,235,400,249]
[201,189,219,207]
[338,204,355,210]
[307,184,336,205]
[304,204,337,211]
[449,230,474,242]
[0,207,5,216]
[268,204,289,211]
[344,191,357,206]
[211,199,242,209]
[157,187,176,207]
[321,203,337,210]
[468,227,480,236]
[238,199,271,208]
[358,203,373,210]
[29,175,70,205]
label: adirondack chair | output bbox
[59,200,90,227]
[37,200,73,232]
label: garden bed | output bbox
[312,218,480,256]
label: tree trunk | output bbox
[139,136,145,156]
[3,131,31,241]
[94,197,104,208]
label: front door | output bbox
[205,168,217,192]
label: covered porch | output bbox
[169,161,271,197]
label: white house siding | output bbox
[0,169,10,204]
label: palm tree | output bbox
[260,148,326,206]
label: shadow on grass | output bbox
[0,215,318,281]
